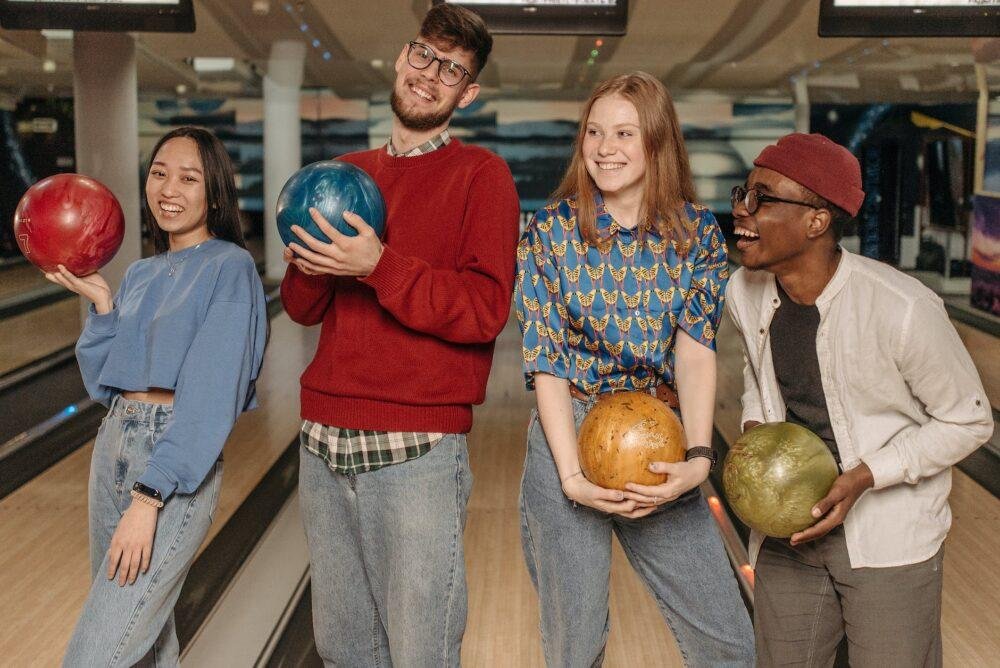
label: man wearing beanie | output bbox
[726,132,993,666]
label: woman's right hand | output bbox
[45,265,113,313]
[562,473,645,517]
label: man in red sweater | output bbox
[279,4,519,665]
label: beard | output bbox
[390,85,456,132]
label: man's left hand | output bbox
[287,208,383,277]
[790,462,874,546]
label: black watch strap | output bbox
[685,446,717,470]
[132,481,163,503]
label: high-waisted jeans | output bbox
[519,399,755,668]
[63,395,223,667]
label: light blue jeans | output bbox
[520,400,755,668]
[299,433,473,668]
[63,395,223,667]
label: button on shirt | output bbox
[515,195,729,394]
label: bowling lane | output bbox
[713,316,1000,666]
[0,296,79,375]
[0,261,51,302]
[0,311,316,664]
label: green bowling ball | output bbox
[722,422,839,538]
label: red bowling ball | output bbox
[14,173,125,275]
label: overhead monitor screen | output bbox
[435,0,628,35]
[819,0,1000,36]
[0,0,195,33]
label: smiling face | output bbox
[582,94,646,208]
[733,167,826,272]
[144,136,209,248]
[390,37,479,132]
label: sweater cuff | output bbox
[86,303,119,334]
[359,244,411,296]
[287,264,331,289]
[861,445,905,490]
[137,463,179,501]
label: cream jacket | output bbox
[726,250,993,568]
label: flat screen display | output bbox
[435,0,627,35]
[819,0,1000,36]
[0,0,195,32]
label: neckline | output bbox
[376,137,462,169]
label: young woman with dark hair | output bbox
[49,126,268,666]
[515,73,754,666]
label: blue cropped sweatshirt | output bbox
[76,238,268,500]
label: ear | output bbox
[805,208,833,240]
[456,81,481,110]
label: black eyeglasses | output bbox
[406,41,473,87]
[731,185,821,215]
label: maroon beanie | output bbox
[753,133,865,217]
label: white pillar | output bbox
[263,40,306,281]
[73,32,141,320]
[793,76,810,134]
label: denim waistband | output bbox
[108,394,174,424]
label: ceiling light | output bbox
[42,59,56,73]
[40,29,73,40]
[192,57,236,73]
[251,0,270,15]
[176,84,188,95]
[370,58,384,69]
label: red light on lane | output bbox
[708,495,721,508]
[596,39,604,47]
[740,563,755,588]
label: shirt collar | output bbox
[386,129,451,157]
[593,190,662,238]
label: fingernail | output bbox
[812,507,821,518]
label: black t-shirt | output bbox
[769,281,841,463]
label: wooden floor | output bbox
[0,307,996,666]
[0,296,79,375]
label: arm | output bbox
[69,266,127,406]
[625,211,727,506]
[138,263,267,500]
[863,296,994,488]
[360,158,520,343]
[514,212,637,515]
[534,374,638,515]
[280,260,335,326]
[792,295,993,545]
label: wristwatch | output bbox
[132,481,164,505]
[685,446,717,470]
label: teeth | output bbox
[734,228,759,239]
[160,203,183,213]
[410,85,433,101]
[598,163,625,170]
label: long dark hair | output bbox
[144,126,246,254]
[552,72,697,250]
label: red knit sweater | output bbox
[280,139,520,433]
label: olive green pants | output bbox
[754,526,943,668]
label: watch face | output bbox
[133,482,162,501]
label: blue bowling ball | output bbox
[276,160,386,246]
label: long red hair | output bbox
[552,72,697,248]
